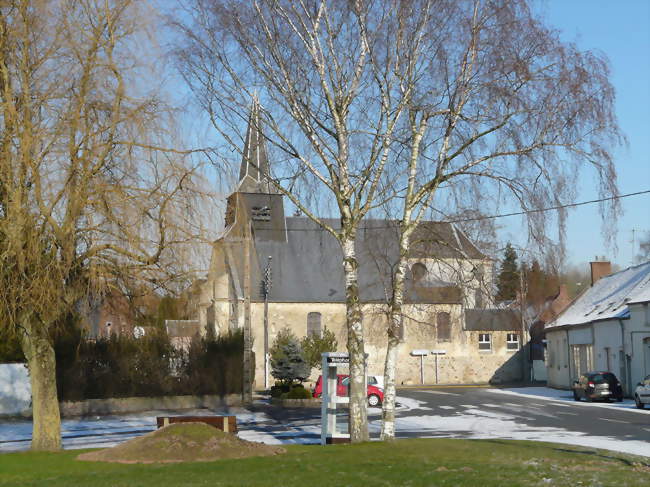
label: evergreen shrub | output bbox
[269,328,311,386]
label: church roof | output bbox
[251,217,485,304]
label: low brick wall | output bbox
[59,394,242,417]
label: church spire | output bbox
[238,96,273,193]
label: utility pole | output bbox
[262,256,272,390]
[242,227,253,403]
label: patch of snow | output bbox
[487,387,648,415]
[237,430,287,445]
[0,407,278,452]
[368,409,650,457]
[394,396,433,412]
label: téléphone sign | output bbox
[326,355,350,364]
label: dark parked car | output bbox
[572,371,623,402]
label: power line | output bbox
[446,189,650,224]
[281,189,650,231]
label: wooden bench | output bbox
[156,415,237,433]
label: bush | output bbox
[270,384,290,398]
[301,327,338,369]
[284,386,313,399]
[270,328,311,386]
[180,330,244,396]
[56,326,244,401]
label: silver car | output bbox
[634,375,650,409]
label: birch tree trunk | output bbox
[380,111,428,440]
[342,233,369,443]
[20,320,61,451]
[381,221,417,440]
[380,241,407,440]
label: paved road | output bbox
[394,387,650,447]
[2,387,649,456]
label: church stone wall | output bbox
[249,302,523,389]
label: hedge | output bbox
[55,329,243,401]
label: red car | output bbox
[313,374,384,407]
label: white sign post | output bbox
[320,352,350,445]
[430,349,447,384]
[410,349,429,384]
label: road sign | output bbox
[410,349,429,356]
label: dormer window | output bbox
[251,206,271,221]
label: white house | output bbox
[545,261,650,394]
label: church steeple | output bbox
[225,96,286,241]
[237,97,274,194]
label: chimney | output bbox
[590,261,611,286]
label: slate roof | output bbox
[547,261,650,329]
[251,217,484,303]
[464,309,521,331]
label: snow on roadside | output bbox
[0,407,278,452]
[368,408,650,457]
[487,387,648,414]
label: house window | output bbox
[307,312,322,337]
[436,312,451,342]
[506,333,520,351]
[478,333,491,352]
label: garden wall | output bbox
[0,363,31,416]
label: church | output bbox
[196,101,524,390]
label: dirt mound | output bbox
[77,422,286,464]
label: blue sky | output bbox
[502,0,650,267]
[174,1,649,269]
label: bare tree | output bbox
[372,0,621,439]
[0,0,204,450]
[173,0,422,441]
[173,0,621,442]
[637,232,650,263]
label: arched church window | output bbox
[436,312,451,342]
[411,262,427,283]
[307,312,322,337]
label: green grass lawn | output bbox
[1,439,648,487]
